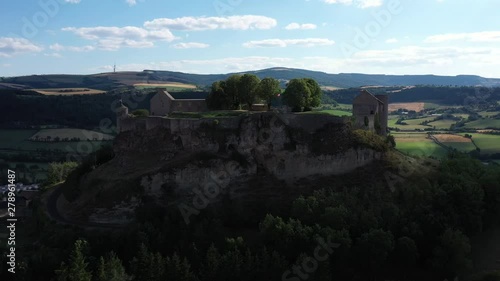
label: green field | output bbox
[303,109,352,117]
[30,129,114,141]
[423,102,440,110]
[427,119,457,130]
[452,114,470,119]
[388,117,434,130]
[0,129,112,184]
[463,133,500,155]
[396,142,448,158]
[0,130,111,152]
[168,110,249,119]
[478,111,500,118]
[392,132,448,158]
[134,83,198,92]
[444,142,477,152]
[464,118,500,129]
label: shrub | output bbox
[131,109,149,117]
[352,129,389,152]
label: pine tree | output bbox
[200,244,220,281]
[55,239,92,281]
[166,253,197,281]
[96,252,130,281]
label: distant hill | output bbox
[2,67,500,90]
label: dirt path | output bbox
[44,184,126,229]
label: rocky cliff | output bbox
[63,113,386,224]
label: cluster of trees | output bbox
[207,75,324,112]
[44,162,78,187]
[206,74,281,110]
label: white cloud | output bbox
[172,42,209,49]
[0,37,43,57]
[62,26,177,50]
[64,0,81,3]
[323,0,383,8]
[243,38,335,48]
[425,31,500,43]
[50,43,95,52]
[44,53,62,58]
[285,23,317,30]
[125,0,137,6]
[144,15,277,31]
[385,38,398,44]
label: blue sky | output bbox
[1,0,500,77]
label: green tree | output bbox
[303,78,322,110]
[256,77,281,110]
[165,253,197,281]
[429,228,472,278]
[130,243,165,281]
[45,162,78,186]
[206,81,231,110]
[386,135,396,148]
[55,239,92,281]
[393,237,419,279]
[237,74,260,109]
[200,244,221,281]
[282,79,311,112]
[225,74,242,109]
[96,252,129,281]
[355,229,394,276]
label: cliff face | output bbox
[66,113,385,223]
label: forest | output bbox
[2,148,500,281]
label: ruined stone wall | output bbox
[119,112,347,135]
[170,100,208,113]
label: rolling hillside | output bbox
[2,67,500,90]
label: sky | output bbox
[1,0,500,77]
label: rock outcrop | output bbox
[65,112,385,223]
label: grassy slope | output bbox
[464,118,500,129]
[300,109,352,117]
[0,129,111,152]
[392,132,448,157]
[427,119,457,130]
[462,133,500,155]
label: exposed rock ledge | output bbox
[66,113,385,222]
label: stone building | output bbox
[150,89,207,116]
[352,90,388,136]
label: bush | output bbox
[44,162,78,187]
[352,130,389,152]
[131,109,149,117]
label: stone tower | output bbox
[116,99,129,133]
[375,94,389,136]
[352,90,389,136]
